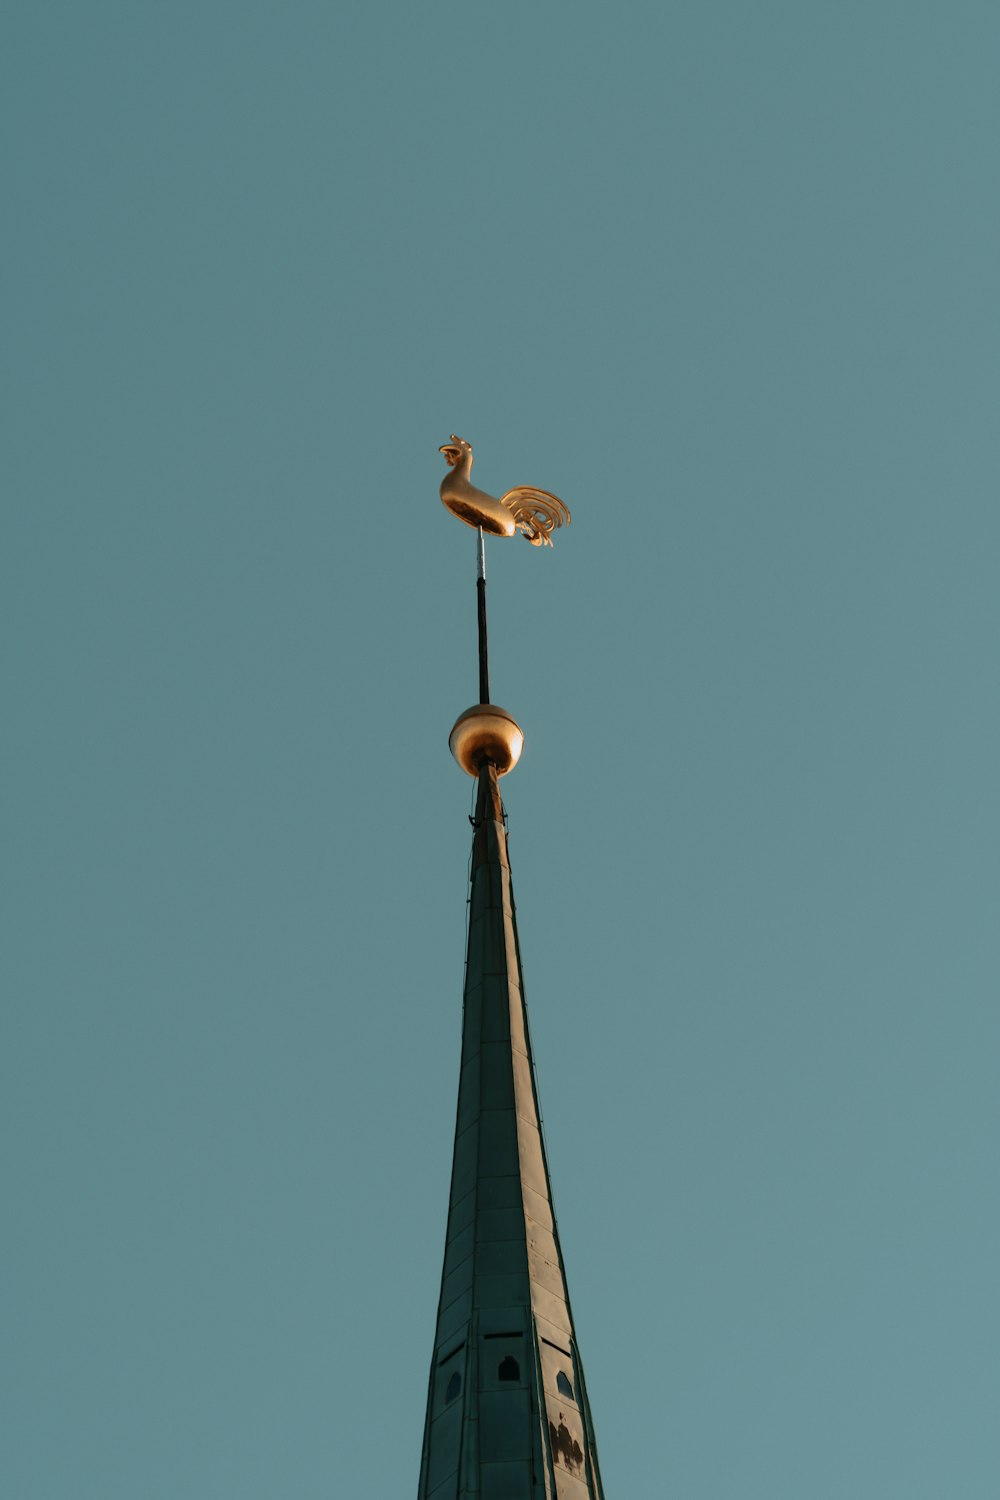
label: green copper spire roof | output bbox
[417,764,605,1500]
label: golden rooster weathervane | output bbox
[440,434,571,781]
[439,434,570,547]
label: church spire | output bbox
[418,440,603,1499]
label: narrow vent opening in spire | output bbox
[445,1371,462,1403]
[498,1355,520,1382]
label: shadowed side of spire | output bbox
[417,766,604,1500]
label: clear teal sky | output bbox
[4,3,998,1495]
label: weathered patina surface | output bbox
[417,765,605,1500]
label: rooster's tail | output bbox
[500,486,572,547]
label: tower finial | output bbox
[417,477,606,1491]
[439,435,571,777]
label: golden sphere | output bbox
[449,704,524,777]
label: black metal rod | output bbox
[476,528,490,703]
[477,577,490,703]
